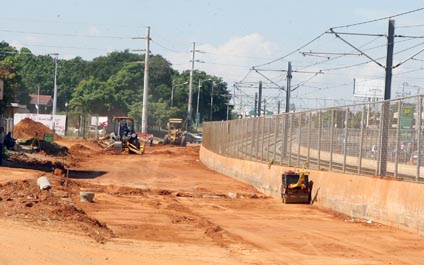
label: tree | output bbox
[0,44,31,106]
[0,41,17,62]
[88,50,143,82]
[57,57,89,111]
[107,63,144,114]
[69,78,116,115]
[0,66,20,114]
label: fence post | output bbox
[239,119,243,159]
[307,112,312,168]
[258,116,265,161]
[250,118,255,161]
[273,116,278,162]
[219,122,223,154]
[282,113,289,161]
[377,103,384,175]
[358,105,366,174]
[394,101,401,178]
[343,108,349,173]
[416,96,422,180]
[288,114,294,166]
[267,117,271,162]
[297,113,302,167]
[281,115,286,165]
[318,111,322,169]
[329,109,334,171]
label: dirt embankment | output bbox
[0,176,114,243]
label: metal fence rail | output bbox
[203,95,424,181]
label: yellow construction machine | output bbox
[106,117,145,154]
[163,118,187,146]
[281,169,311,204]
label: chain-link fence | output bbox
[66,113,144,140]
[203,95,424,181]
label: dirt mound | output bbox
[13,118,61,141]
[68,143,94,157]
[0,178,115,243]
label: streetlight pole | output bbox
[171,81,188,108]
[196,79,201,131]
[65,102,68,136]
[171,85,174,107]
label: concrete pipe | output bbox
[37,176,51,190]
[80,192,95,202]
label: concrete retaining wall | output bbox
[200,146,424,235]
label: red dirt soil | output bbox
[13,118,61,140]
[0,140,423,265]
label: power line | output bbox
[0,28,132,39]
[150,39,188,53]
[330,8,424,30]
[202,50,274,61]
[253,31,327,68]
[397,24,424,29]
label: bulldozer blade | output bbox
[128,143,144,155]
[102,143,114,152]
[282,194,310,204]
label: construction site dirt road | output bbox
[1,139,423,265]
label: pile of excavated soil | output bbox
[13,118,61,141]
[0,177,115,243]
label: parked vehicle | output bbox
[194,133,203,143]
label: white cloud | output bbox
[164,33,280,85]
[87,25,100,35]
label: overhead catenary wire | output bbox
[330,7,424,30]
[0,28,133,39]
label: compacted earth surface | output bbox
[0,137,424,265]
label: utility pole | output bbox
[277,101,280,114]
[141,26,150,133]
[353,78,356,95]
[258,81,262,116]
[263,99,266,116]
[379,19,395,176]
[187,42,196,130]
[51,53,58,130]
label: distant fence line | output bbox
[203,95,424,181]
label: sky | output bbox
[2,0,424,113]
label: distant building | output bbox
[28,94,52,114]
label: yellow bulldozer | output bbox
[163,118,187,146]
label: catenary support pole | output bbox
[379,19,395,176]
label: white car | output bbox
[194,133,202,143]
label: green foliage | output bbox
[88,50,143,82]
[69,77,116,115]
[0,41,232,132]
